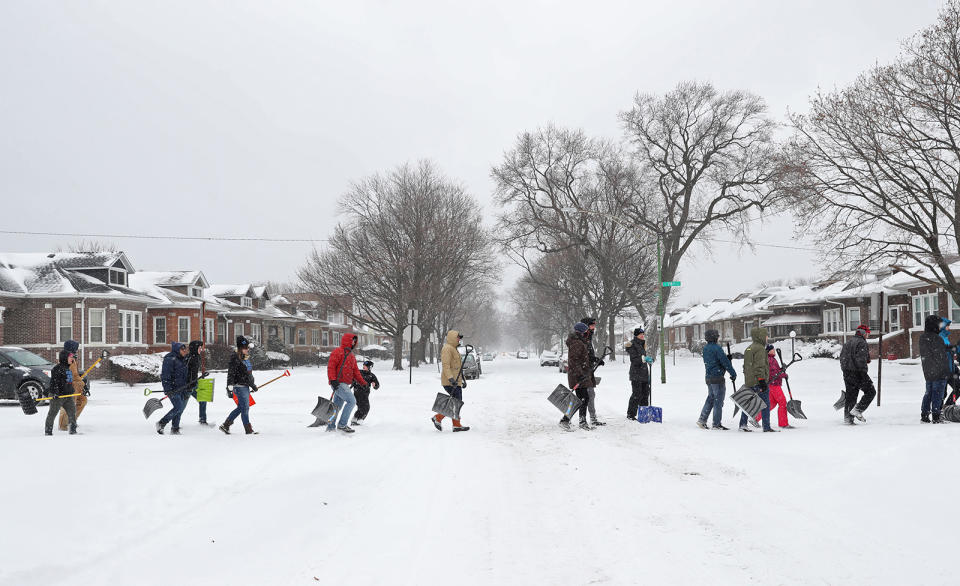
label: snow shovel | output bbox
[776,349,807,419]
[308,395,338,427]
[730,382,760,427]
[833,391,847,411]
[142,378,200,419]
[731,385,767,421]
[548,384,582,419]
[432,392,463,420]
[943,395,960,423]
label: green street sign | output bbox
[661,281,681,287]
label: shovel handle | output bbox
[257,370,291,390]
[35,393,82,401]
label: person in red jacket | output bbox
[756,345,793,429]
[326,333,368,433]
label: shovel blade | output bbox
[143,398,163,419]
[310,397,337,425]
[787,399,807,420]
[833,392,846,411]
[943,404,960,423]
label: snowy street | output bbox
[0,355,951,586]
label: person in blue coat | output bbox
[157,342,189,435]
[938,317,960,406]
[697,329,737,430]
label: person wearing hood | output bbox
[157,341,190,435]
[937,317,960,407]
[432,330,470,432]
[741,327,774,432]
[625,327,654,420]
[697,329,736,430]
[221,336,259,434]
[45,350,78,435]
[581,316,605,426]
[185,340,210,425]
[58,339,87,431]
[919,315,951,423]
[326,332,367,433]
[839,324,876,424]
[560,322,594,431]
[351,360,380,426]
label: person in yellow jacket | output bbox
[431,330,470,432]
[59,340,87,431]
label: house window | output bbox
[268,326,279,341]
[217,322,226,344]
[205,318,215,344]
[178,317,190,343]
[298,329,306,345]
[251,323,261,341]
[889,307,900,332]
[154,317,167,344]
[56,308,72,344]
[234,323,244,337]
[241,297,252,308]
[333,331,342,346]
[847,308,861,331]
[190,287,203,298]
[109,268,126,286]
[913,293,939,327]
[311,330,320,346]
[322,331,329,346]
[823,308,842,334]
[327,310,342,324]
[744,321,753,339]
[284,326,296,345]
[677,328,686,343]
[88,309,105,343]
[951,297,960,323]
[118,310,142,344]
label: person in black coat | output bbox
[185,340,211,425]
[838,324,876,424]
[919,314,951,423]
[220,336,258,435]
[45,350,78,435]
[351,360,380,425]
[625,327,652,419]
[581,316,606,426]
[157,342,190,434]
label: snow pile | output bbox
[798,339,843,359]
[362,344,387,351]
[110,353,165,375]
[265,351,290,362]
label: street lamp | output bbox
[560,206,667,383]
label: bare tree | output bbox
[784,1,960,303]
[57,240,120,253]
[298,161,499,369]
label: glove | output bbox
[373,382,380,390]
[757,379,768,391]
[461,380,467,389]
[201,371,209,379]
[329,381,339,392]
[598,359,605,366]
[226,385,234,399]
[643,356,654,364]
[250,384,258,393]
[448,377,456,386]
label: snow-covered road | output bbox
[0,355,952,585]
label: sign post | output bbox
[406,309,419,385]
[659,277,680,384]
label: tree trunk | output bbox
[607,314,617,360]
[392,333,404,370]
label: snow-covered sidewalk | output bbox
[0,355,952,585]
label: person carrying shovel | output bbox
[756,345,793,429]
[431,330,470,432]
[156,342,189,435]
[45,350,79,435]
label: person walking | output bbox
[919,315,951,424]
[625,327,653,420]
[431,330,470,432]
[156,342,189,435]
[839,324,877,424]
[560,322,594,431]
[58,340,87,431]
[327,333,367,433]
[185,340,210,425]
[697,329,736,430]
[741,327,774,432]
[937,318,960,406]
[581,316,605,426]
[45,350,78,435]
[761,345,793,429]
[351,360,380,426]
[220,336,259,435]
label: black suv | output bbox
[0,346,53,402]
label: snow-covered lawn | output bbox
[0,355,953,585]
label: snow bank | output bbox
[265,351,290,362]
[110,353,165,375]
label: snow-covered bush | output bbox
[109,353,164,385]
[800,340,842,359]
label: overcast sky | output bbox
[0,0,945,307]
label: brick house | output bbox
[127,270,223,351]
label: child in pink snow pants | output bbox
[756,345,792,429]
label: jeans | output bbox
[628,380,651,416]
[227,386,251,426]
[922,379,947,417]
[586,388,598,420]
[699,382,726,427]
[739,387,771,430]
[159,391,188,428]
[327,383,356,430]
[190,392,208,422]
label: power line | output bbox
[0,229,328,243]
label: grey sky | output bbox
[0,0,945,307]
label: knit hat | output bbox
[581,316,597,326]
[704,329,720,343]
[574,322,589,333]
[236,335,250,349]
[633,327,645,336]
[362,360,374,368]
[855,324,871,337]
[765,344,775,352]
[63,340,79,353]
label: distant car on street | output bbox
[559,358,568,374]
[482,352,495,362]
[517,350,529,359]
[539,351,559,367]
[462,353,481,380]
[0,346,53,402]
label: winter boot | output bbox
[44,428,53,436]
[850,406,866,422]
[199,419,210,426]
[696,420,710,430]
[579,418,593,431]
[170,427,181,435]
[844,416,857,425]
[219,419,233,435]
[559,419,573,431]
[921,412,931,423]
[69,424,78,435]
[431,415,443,431]
[933,413,943,424]
[244,424,259,435]
[453,425,470,432]
[627,415,637,421]
[156,421,166,435]
[762,427,779,433]
[351,415,361,426]
[739,424,753,432]
[712,424,729,430]
[591,418,606,427]
[336,426,355,433]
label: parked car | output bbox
[559,358,568,373]
[539,351,559,367]
[482,353,495,362]
[0,346,53,402]
[462,353,481,380]
[517,350,529,359]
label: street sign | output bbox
[407,309,419,324]
[402,324,422,344]
[661,281,681,287]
